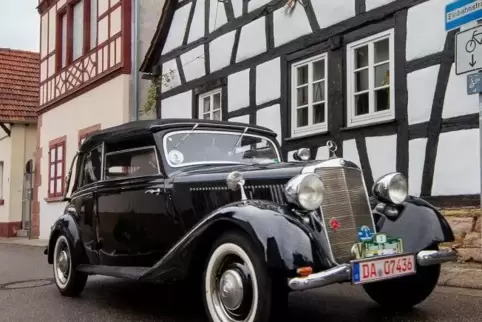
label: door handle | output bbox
[145,188,161,195]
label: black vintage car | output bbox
[45,119,457,321]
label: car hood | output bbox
[169,161,318,184]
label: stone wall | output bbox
[442,207,481,263]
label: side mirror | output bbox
[293,148,311,161]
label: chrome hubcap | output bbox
[54,237,71,286]
[57,251,69,273]
[218,269,244,311]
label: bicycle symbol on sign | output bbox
[465,29,482,53]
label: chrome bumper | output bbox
[288,249,457,291]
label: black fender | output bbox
[139,200,329,282]
[46,211,84,265]
[375,196,455,254]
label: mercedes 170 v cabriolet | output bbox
[45,119,457,322]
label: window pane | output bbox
[375,88,390,111]
[355,46,368,69]
[374,38,389,63]
[73,1,85,60]
[355,93,369,116]
[355,69,369,92]
[213,110,221,120]
[213,93,221,111]
[61,15,67,67]
[91,0,98,49]
[105,147,159,180]
[83,146,102,185]
[297,86,308,106]
[297,107,308,127]
[56,163,62,176]
[57,145,63,160]
[49,180,55,194]
[203,96,210,113]
[374,63,390,87]
[56,179,63,193]
[203,113,210,120]
[50,164,55,178]
[313,103,325,124]
[313,81,324,102]
[50,149,56,162]
[313,59,325,81]
[297,65,308,85]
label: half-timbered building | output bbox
[35,0,165,239]
[141,0,480,208]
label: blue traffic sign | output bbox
[446,0,482,31]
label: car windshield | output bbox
[162,130,280,167]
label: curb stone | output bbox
[438,263,482,289]
[0,238,48,248]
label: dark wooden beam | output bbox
[0,123,11,137]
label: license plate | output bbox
[351,254,416,285]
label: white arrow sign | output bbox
[455,24,482,75]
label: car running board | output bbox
[77,264,150,280]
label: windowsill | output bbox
[285,129,329,142]
[0,199,4,206]
[341,118,396,131]
[44,196,65,203]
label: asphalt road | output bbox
[1,243,482,322]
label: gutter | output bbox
[131,0,140,120]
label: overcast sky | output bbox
[0,0,39,52]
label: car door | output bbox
[96,144,184,267]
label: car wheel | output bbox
[362,252,440,311]
[53,234,88,296]
[202,231,274,322]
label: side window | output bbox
[104,146,160,180]
[81,145,102,186]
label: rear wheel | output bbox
[202,231,284,322]
[53,234,88,296]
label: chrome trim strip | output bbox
[416,250,458,266]
[161,130,282,168]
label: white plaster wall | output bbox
[315,146,329,160]
[228,69,250,112]
[188,0,205,43]
[39,75,131,239]
[161,91,193,118]
[229,115,250,124]
[180,44,206,82]
[236,17,267,63]
[256,57,281,105]
[162,3,192,54]
[443,64,479,119]
[311,0,355,30]
[248,0,271,12]
[343,139,361,169]
[273,5,312,47]
[366,135,397,182]
[256,104,282,144]
[407,65,439,125]
[406,0,446,61]
[161,59,182,93]
[232,0,243,17]
[365,0,395,11]
[0,135,12,222]
[408,138,427,197]
[432,129,480,196]
[210,31,236,72]
[209,0,228,32]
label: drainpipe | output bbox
[131,0,140,120]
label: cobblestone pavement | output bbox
[1,243,482,322]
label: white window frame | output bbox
[198,88,223,120]
[346,29,395,127]
[290,53,329,137]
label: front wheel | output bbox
[362,259,440,311]
[202,231,283,322]
[53,234,88,296]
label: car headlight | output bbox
[372,172,408,205]
[285,174,324,211]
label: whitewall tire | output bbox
[202,231,273,322]
[52,234,88,296]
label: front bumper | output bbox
[288,249,457,291]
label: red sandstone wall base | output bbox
[0,222,22,238]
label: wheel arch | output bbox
[47,213,85,265]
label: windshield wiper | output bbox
[173,123,199,149]
[231,126,248,153]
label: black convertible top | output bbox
[79,118,277,152]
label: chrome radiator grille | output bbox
[315,166,375,263]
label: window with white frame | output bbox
[291,53,328,137]
[199,89,222,120]
[346,29,395,127]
